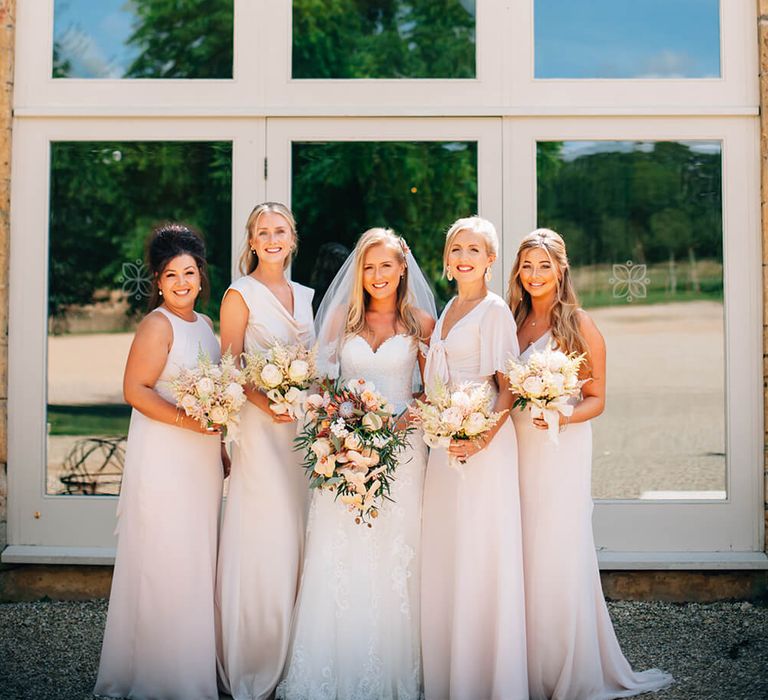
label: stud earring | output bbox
[446,266,453,282]
[158,290,163,296]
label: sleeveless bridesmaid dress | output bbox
[95,307,223,700]
[215,275,315,700]
[513,330,673,700]
[421,292,528,700]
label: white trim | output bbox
[7,117,260,550]
[502,115,764,553]
[13,106,761,119]
[14,3,757,115]
[4,546,767,571]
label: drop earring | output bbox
[485,267,492,283]
[446,266,453,282]
[158,290,163,296]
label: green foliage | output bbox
[126,0,233,78]
[292,0,475,78]
[49,141,232,323]
[537,141,723,306]
[291,141,477,309]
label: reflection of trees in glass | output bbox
[126,0,233,78]
[52,0,233,79]
[292,0,475,79]
[537,141,722,307]
[291,141,477,309]
[49,142,232,324]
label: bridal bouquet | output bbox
[243,341,318,419]
[295,377,410,525]
[170,350,247,443]
[505,342,586,444]
[412,380,507,469]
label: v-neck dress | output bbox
[420,292,529,700]
[513,332,672,700]
[215,275,315,700]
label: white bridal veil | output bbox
[314,243,437,390]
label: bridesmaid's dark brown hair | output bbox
[146,223,210,310]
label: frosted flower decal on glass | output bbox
[609,261,650,303]
[119,259,152,300]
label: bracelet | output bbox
[559,415,570,433]
[175,408,183,426]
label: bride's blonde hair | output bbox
[345,228,422,340]
[507,228,589,360]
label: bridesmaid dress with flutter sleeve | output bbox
[420,292,528,700]
[215,275,315,700]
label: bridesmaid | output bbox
[421,216,528,700]
[508,228,673,700]
[95,224,223,700]
[215,202,315,700]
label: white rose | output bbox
[310,438,333,459]
[546,350,568,372]
[361,412,384,432]
[209,406,228,424]
[209,366,223,379]
[564,373,579,390]
[344,433,364,451]
[225,382,244,401]
[522,375,545,398]
[284,386,303,404]
[260,363,283,388]
[180,394,199,412]
[196,377,215,396]
[463,411,488,437]
[440,407,465,433]
[545,373,565,395]
[450,391,472,411]
[287,359,309,384]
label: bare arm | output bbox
[123,312,215,434]
[220,287,293,422]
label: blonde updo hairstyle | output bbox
[345,227,423,340]
[442,215,499,278]
[238,201,298,275]
[507,227,588,359]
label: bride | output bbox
[276,227,436,700]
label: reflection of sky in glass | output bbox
[53,0,138,78]
[535,0,720,79]
[559,140,721,161]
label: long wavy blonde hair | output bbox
[507,228,589,360]
[345,228,422,340]
[238,201,298,275]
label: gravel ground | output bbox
[0,599,766,699]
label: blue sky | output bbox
[53,0,140,78]
[535,0,720,79]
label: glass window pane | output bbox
[47,141,232,495]
[291,141,477,310]
[292,1,476,79]
[537,140,724,500]
[53,0,234,78]
[535,0,720,79]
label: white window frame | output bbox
[503,115,765,567]
[4,117,265,563]
[15,3,756,117]
[3,1,764,567]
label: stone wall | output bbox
[0,0,15,554]
[760,0,768,553]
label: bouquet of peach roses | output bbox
[295,377,410,525]
[243,340,318,419]
[170,350,246,443]
[412,379,507,469]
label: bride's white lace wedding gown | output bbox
[276,333,427,700]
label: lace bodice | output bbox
[339,334,417,413]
